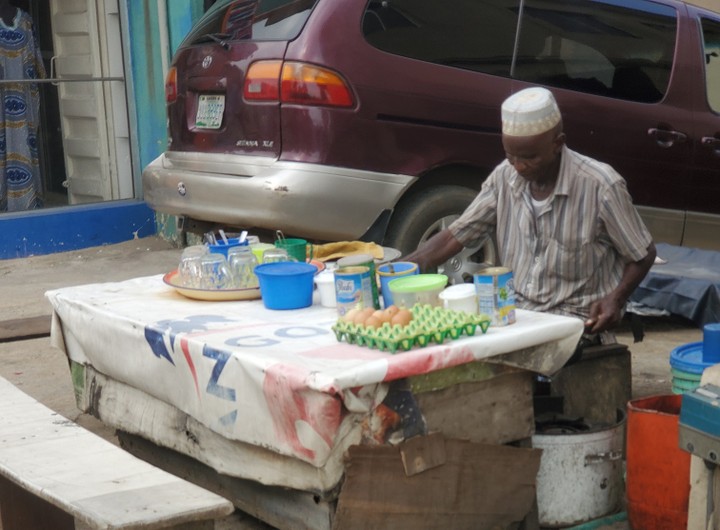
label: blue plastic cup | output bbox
[703,323,720,363]
[377,261,419,307]
[208,237,248,259]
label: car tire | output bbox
[384,185,497,285]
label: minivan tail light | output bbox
[244,61,282,101]
[165,67,177,103]
[244,60,353,107]
[281,62,353,107]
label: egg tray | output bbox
[332,305,491,353]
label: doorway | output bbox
[26,1,67,207]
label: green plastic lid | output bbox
[388,274,448,293]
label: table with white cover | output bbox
[46,274,584,497]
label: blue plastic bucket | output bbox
[669,341,712,394]
[255,262,316,310]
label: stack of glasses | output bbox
[176,238,298,290]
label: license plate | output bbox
[195,94,225,129]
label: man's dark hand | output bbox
[584,295,624,334]
[400,229,464,273]
[585,243,656,334]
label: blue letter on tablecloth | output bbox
[203,346,236,402]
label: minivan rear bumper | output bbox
[142,152,415,241]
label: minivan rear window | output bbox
[182,0,318,46]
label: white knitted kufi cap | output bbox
[501,87,561,136]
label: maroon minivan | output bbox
[143,0,720,284]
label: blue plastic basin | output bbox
[255,262,316,310]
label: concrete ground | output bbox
[0,236,703,529]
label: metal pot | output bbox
[532,409,626,527]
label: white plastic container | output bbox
[438,283,477,314]
[314,269,336,307]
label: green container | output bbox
[670,367,702,394]
[388,274,448,308]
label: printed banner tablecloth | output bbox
[47,275,583,469]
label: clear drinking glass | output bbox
[198,253,233,290]
[262,247,297,264]
[227,245,259,289]
[177,245,209,288]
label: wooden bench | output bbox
[0,376,235,529]
[0,315,51,343]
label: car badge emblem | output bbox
[177,182,187,196]
[202,56,213,69]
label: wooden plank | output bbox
[118,432,334,530]
[550,344,631,425]
[400,432,446,476]
[73,363,348,494]
[409,361,520,394]
[0,376,234,529]
[333,437,542,530]
[0,315,51,343]
[0,475,74,530]
[415,371,534,445]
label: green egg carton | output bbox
[332,305,491,353]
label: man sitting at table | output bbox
[402,86,656,359]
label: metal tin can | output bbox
[474,266,516,326]
[334,266,376,317]
[337,254,381,310]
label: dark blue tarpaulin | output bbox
[630,243,720,327]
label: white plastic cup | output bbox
[439,283,478,314]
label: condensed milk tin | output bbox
[337,254,380,310]
[474,267,516,326]
[334,266,376,317]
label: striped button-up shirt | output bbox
[449,146,652,320]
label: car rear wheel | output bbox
[384,185,497,285]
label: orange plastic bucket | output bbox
[626,394,690,530]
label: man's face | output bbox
[502,128,564,184]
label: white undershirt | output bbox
[531,195,551,217]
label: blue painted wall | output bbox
[0,201,157,260]
[126,3,166,172]
[125,1,207,247]
[127,1,205,171]
[168,1,206,54]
